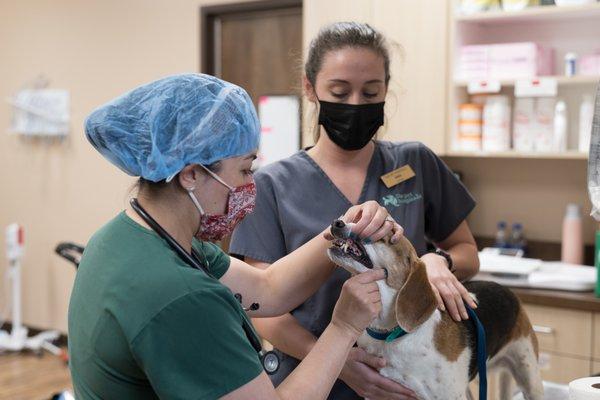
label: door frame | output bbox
[200,0,302,75]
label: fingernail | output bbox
[390,236,399,244]
[463,313,469,320]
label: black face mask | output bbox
[318,100,385,151]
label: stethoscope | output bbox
[130,198,280,375]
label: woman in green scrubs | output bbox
[68,73,402,400]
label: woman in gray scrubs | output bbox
[230,22,480,400]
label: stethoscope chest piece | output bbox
[260,350,280,375]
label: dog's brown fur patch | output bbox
[385,235,420,290]
[394,259,438,332]
[509,307,538,357]
[433,312,468,362]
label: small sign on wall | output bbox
[257,95,300,167]
[8,89,70,136]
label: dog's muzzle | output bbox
[329,219,373,269]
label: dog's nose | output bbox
[330,219,346,239]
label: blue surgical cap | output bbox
[85,73,260,182]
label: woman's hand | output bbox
[331,269,385,337]
[340,348,417,400]
[421,253,477,321]
[324,200,404,243]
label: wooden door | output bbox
[201,1,302,252]
[202,1,302,107]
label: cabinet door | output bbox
[539,351,591,384]
[593,361,600,375]
[469,372,504,400]
[524,304,592,358]
[594,313,600,360]
[372,0,449,152]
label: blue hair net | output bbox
[85,73,260,182]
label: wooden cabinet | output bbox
[520,304,593,386]
[593,361,600,375]
[538,351,592,384]
[594,313,600,360]
[524,304,592,358]
[302,0,449,152]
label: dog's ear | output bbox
[394,259,437,332]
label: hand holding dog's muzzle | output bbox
[323,201,403,243]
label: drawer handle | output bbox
[533,325,554,335]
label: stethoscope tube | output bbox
[129,198,279,375]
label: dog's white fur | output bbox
[328,238,543,400]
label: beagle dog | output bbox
[327,220,543,400]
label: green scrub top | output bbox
[68,211,263,399]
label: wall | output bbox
[0,0,251,333]
[302,0,449,153]
[444,157,595,245]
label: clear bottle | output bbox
[510,223,528,253]
[495,221,508,248]
[482,95,511,152]
[579,94,594,153]
[564,52,577,77]
[561,203,584,265]
[553,100,568,152]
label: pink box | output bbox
[458,42,554,81]
[580,52,600,76]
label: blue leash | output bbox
[466,304,487,400]
[366,304,487,400]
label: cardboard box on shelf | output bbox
[458,42,555,81]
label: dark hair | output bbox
[305,22,391,87]
[136,161,221,196]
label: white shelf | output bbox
[443,150,588,160]
[456,3,600,24]
[454,75,600,88]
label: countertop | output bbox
[511,287,600,312]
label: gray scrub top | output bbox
[229,140,476,399]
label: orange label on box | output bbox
[380,165,415,188]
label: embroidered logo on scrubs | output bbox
[382,193,422,207]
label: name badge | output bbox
[380,165,415,188]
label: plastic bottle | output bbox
[510,223,528,253]
[458,103,483,151]
[579,94,594,153]
[561,203,584,265]
[535,98,556,152]
[564,52,577,77]
[495,221,508,248]
[502,0,540,11]
[513,98,536,152]
[553,100,568,152]
[482,95,511,152]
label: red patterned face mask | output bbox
[188,166,256,242]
